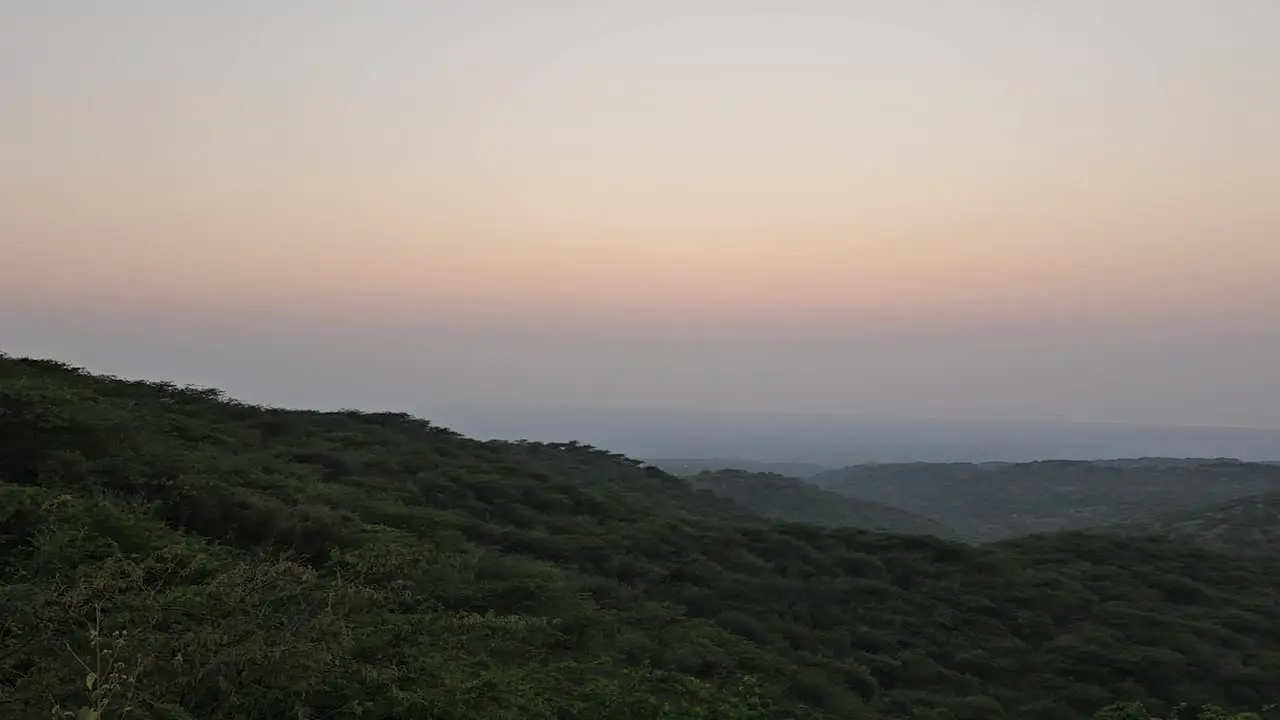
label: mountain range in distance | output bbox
[666,457,1280,551]
[687,468,959,538]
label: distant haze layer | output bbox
[436,405,1280,465]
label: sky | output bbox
[2,0,1279,430]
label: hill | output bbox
[689,470,956,538]
[3,354,1280,719]
[647,458,828,478]
[1119,492,1280,556]
[811,460,1280,542]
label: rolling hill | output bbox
[688,469,956,538]
[1118,492,1280,556]
[811,460,1280,542]
[3,353,1280,719]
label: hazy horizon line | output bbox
[10,348,1280,434]
[427,399,1280,433]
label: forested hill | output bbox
[1121,492,1280,556]
[2,354,1279,719]
[689,469,957,538]
[811,459,1280,541]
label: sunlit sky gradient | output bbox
[3,1,1279,429]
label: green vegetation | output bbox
[1094,703,1271,720]
[1119,492,1280,556]
[689,469,956,537]
[3,354,1280,719]
[811,460,1280,541]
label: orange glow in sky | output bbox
[4,2,1278,330]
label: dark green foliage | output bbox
[1094,701,1271,719]
[690,469,957,537]
[1120,493,1280,555]
[812,460,1280,541]
[2,354,1279,719]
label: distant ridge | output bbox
[1121,492,1280,555]
[688,469,957,538]
[811,459,1280,542]
[646,458,829,478]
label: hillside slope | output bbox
[812,460,1280,541]
[1120,492,1280,556]
[3,354,1280,719]
[689,469,956,538]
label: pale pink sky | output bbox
[2,1,1279,428]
